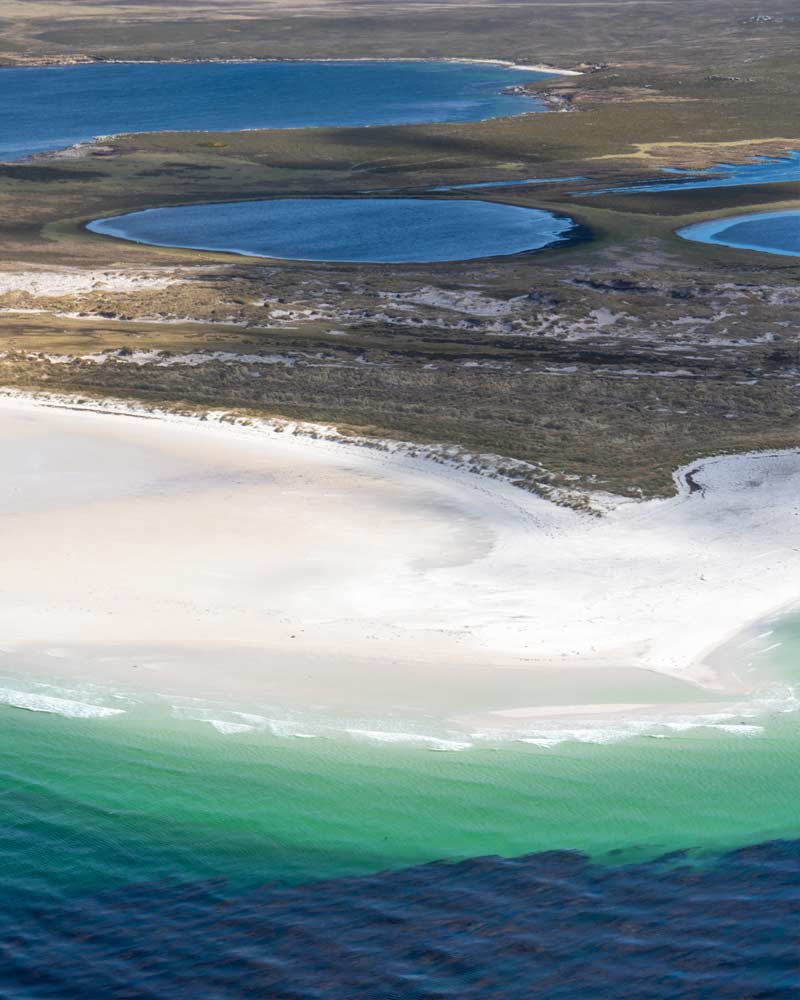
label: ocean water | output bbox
[1,618,800,995]
[0,60,550,161]
[2,669,800,900]
[678,209,800,257]
[591,149,800,194]
[87,197,579,262]
[5,842,800,999]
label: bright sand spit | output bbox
[1,394,798,729]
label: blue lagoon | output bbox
[0,60,555,161]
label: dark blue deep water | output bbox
[3,842,800,999]
[87,197,579,262]
[0,61,549,160]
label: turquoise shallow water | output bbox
[3,666,800,996]
[678,209,800,257]
[87,197,579,262]
[2,704,799,903]
[2,617,799,911]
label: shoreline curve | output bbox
[0,388,797,740]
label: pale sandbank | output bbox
[0,392,797,738]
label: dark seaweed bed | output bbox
[3,840,799,999]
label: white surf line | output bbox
[0,687,125,719]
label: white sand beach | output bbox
[0,392,798,731]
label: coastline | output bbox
[8,56,571,164]
[0,388,798,742]
[0,55,582,76]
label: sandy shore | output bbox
[0,392,798,733]
[9,55,583,76]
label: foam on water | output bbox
[207,719,256,735]
[0,686,125,719]
[712,723,764,735]
[169,701,321,739]
[260,717,319,739]
[470,682,799,748]
[163,704,787,748]
[93,642,800,750]
[1,659,795,750]
[346,728,474,751]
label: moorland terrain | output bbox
[0,0,798,500]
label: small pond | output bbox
[87,197,580,263]
[678,210,800,258]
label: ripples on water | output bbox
[3,841,800,998]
